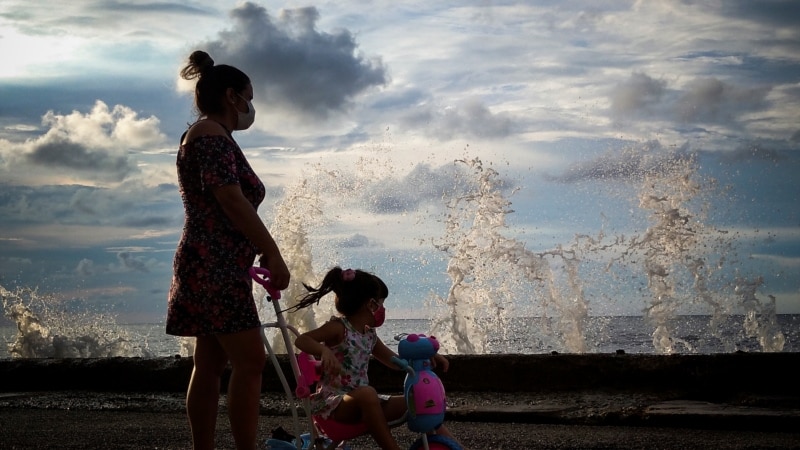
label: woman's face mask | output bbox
[234,94,255,130]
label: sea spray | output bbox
[574,145,785,353]
[259,156,401,351]
[633,151,708,353]
[1,285,155,358]
[428,158,591,354]
[2,145,788,358]
[736,277,785,352]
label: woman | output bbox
[167,50,290,450]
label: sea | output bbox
[2,315,798,359]
[2,152,798,359]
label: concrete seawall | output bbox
[2,353,799,397]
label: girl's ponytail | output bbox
[292,267,344,311]
[292,266,387,316]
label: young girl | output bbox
[293,266,459,450]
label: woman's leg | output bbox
[216,327,266,450]
[333,386,402,450]
[187,335,228,450]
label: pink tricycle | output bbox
[250,267,461,450]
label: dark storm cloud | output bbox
[547,141,692,184]
[201,2,387,117]
[25,136,137,179]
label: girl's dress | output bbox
[166,133,265,336]
[311,317,379,419]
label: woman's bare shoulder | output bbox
[182,119,229,145]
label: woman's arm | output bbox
[213,184,290,289]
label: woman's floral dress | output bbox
[311,317,378,419]
[166,133,265,336]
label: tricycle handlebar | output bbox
[391,356,415,377]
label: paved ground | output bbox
[2,391,799,449]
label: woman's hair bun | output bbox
[180,50,215,80]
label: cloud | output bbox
[608,72,773,133]
[0,182,180,229]
[75,258,95,276]
[364,163,475,214]
[25,136,134,177]
[198,3,387,118]
[610,72,667,118]
[116,251,149,273]
[2,0,215,38]
[400,97,516,141]
[674,77,771,123]
[0,101,166,185]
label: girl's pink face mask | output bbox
[371,300,386,327]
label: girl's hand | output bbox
[432,354,449,372]
[319,347,341,376]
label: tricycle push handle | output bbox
[249,266,282,300]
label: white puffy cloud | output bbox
[0,101,166,185]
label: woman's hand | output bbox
[260,253,290,290]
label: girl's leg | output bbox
[187,335,228,450]
[216,327,266,450]
[382,395,408,423]
[333,386,402,450]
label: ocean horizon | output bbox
[2,315,798,359]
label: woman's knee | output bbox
[218,328,266,374]
[226,342,265,376]
[230,352,265,376]
[193,336,228,376]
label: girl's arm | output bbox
[294,321,345,375]
[432,353,450,372]
[371,338,401,369]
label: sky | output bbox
[0,0,799,325]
